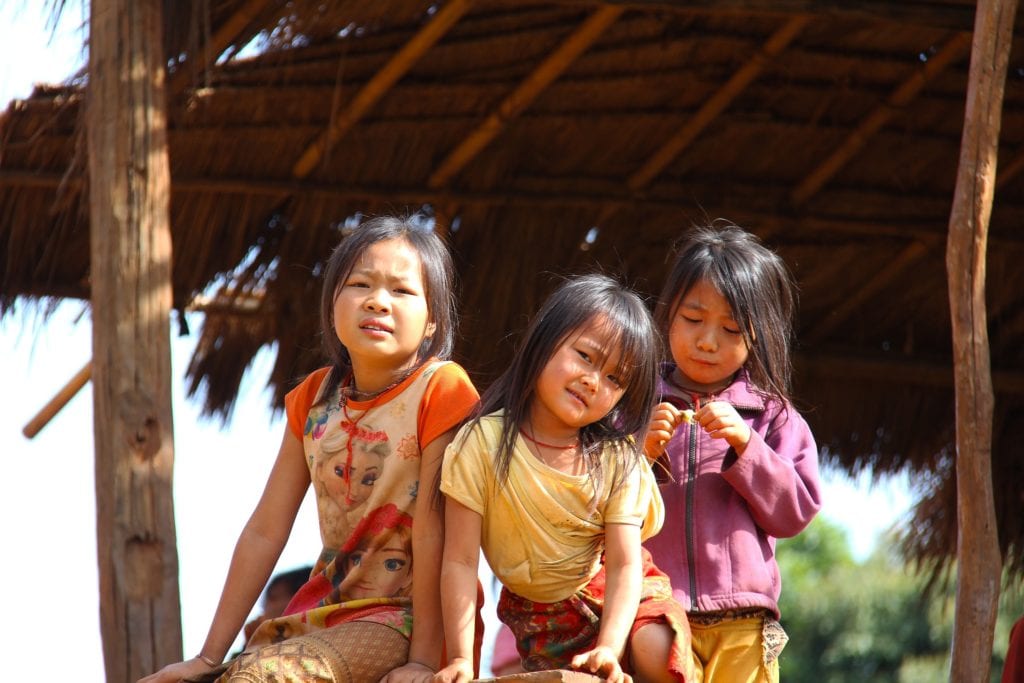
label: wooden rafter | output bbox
[426,5,623,190]
[791,31,972,206]
[804,240,931,345]
[167,0,275,99]
[291,0,473,179]
[627,14,809,192]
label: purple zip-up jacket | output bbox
[644,368,821,619]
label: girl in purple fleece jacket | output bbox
[643,223,822,683]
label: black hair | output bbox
[656,222,796,404]
[473,273,660,493]
[267,565,314,596]
[316,216,457,403]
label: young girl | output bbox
[643,223,822,683]
[435,274,695,683]
[139,217,479,683]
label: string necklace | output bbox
[338,367,415,408]
[519,428,578,450]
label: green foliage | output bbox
[775,517,1024,683]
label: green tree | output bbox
[776,517,1024,682]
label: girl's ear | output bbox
[425,320,437,339]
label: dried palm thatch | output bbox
[1,0,1022,574]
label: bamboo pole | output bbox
[88,0,181,680]
[945,0,1017,680]
[627,14,809,192]
[22,362,92,438]
[291,0,473,178]
[427,5,623,190]
[791,31,971,206]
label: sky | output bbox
[0,4,914,680]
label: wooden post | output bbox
[87,1,181,681]
[946,0,1017,680]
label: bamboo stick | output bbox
[22,361,92,439]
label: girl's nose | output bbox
[696,332,717,351]
[363,289,390,312]
[579,369,598,391]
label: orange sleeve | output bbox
[418,362,479,447]
[284,367,332,440]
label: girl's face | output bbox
[333,238,435,377]
[345,539,412,598]
[530,315,626,438]
[668,278,749,392]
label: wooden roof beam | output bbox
[627,14,809,192]
[291,0,473,179]
[804,239,931,345]
[791,31,971,206]
[167,0,275,99]
[426,5,623,190]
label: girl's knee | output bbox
[629,623,678,683]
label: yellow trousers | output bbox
[688,615,780,683]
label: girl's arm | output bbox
[570,523,642,683]
[718,403,822,538]
[382,428,459,682]
[433,497,483,683]
[138,427,310,683]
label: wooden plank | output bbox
[427,5,623,190]
[627,14,809,191]
[791,31,972,206]
[291,0,473,178]
[944,0,1016,680]
[87,1,181,680]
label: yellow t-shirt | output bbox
[440,412,663,603]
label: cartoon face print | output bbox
[316,421,391,508]
[344,531,413,599]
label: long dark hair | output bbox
[656,222,796,404]
[475,273,660,493]
[316,216,457,402]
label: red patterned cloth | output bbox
[497,548,695,681]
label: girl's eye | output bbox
[724,326,741,335]
[681,315,701,324]
[346,280,369,288]
[360,472,378,486]
[576,349,591,363]
[349,553,363,566]
[383,558,407,572]
[606,374,623,388]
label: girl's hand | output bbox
[432,657,473,683]
[136,657,216,683]
[643,402,688,459]
[696,400,751,454]
[381,661,436,683]
[570,646,632,683]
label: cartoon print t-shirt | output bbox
[244,359,476,644]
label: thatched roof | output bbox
[1,1,1022,572]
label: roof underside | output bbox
[1,0,1022,572]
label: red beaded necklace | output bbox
[519,428,578,450]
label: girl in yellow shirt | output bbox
[437,274,695,683]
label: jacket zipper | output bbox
[685,396,699,611]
